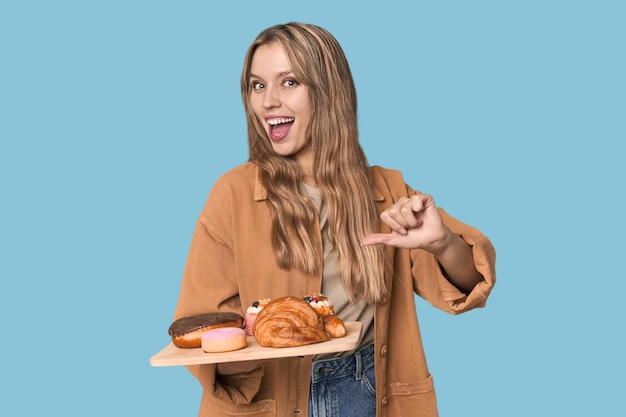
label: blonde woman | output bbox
[173,22,496,417]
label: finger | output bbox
[411,194,434,213]
[399,201,420,228]
[381,197,416,233]
[380,211,408,235]
[362,232,414,249]
[384,200,421,231]
[361,233,392,246]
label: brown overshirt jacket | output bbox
[173,162,496,417]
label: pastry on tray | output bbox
[303,292,335,315]
[253,296,346,348]
[245,298,271,336]
[201,327,247,353]
[168,312,244,349]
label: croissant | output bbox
[322,314,346,338]
[253,296,330,347]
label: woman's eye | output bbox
[283,79,299,88]
[251,81,264,91]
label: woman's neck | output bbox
[293,147,317,188]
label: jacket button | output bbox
[380,345,388,357]
[381,396,389,407]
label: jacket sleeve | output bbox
[411,206,497,314]
[370,166,496,314]
[172,177,263,404]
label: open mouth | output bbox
[268,117,294,141]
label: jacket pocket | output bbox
[206,394,276,416]
[202,365,277,416]
[389,373,434,395]
[388,374,438,417]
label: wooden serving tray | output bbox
[150,321,362,367]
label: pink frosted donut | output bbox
[201,327,247,353]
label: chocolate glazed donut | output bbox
[168,312,244,348]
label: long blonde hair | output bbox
[240,23,388,303]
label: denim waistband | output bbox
[311,343,375,383]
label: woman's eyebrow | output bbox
[249,70,294,79]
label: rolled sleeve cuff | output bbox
[438,233,496,313]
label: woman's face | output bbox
[249,42,312,161]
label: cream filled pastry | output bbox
[245,298,271,336]
[303,292,335,315]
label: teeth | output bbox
[267,117,294,126]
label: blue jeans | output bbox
[309,343,376,417]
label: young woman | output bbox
[172,22,496,417]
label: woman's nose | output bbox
[262,86,280,109]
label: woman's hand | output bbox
[361,194,449,252]
[362,194,484,292]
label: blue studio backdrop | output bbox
[1,1,624,416]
